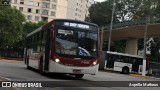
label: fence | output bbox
[0,51,23,60]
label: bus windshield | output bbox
[55,28,98,59]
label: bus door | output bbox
[106,54,114,68]
[132,57,139,72]
[44,29,51,71]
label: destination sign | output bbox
[64,22,90,29]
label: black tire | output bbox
[75,74,84,78]
[122,67,129,74]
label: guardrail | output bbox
[100,19,160,30]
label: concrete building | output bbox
[66,0,92,21]
[10,0,93,23]
[101,23,160,55]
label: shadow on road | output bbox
[26,67,84,80]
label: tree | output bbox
[87,0,160,56]
[86,0,141,26]
[0,5,25,48]
[22,21,45,38]
[11,21,46,51]
[86,0,117,26]
[87,0,129,52]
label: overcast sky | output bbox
[94,0,105,2]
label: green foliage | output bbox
[87,0,160,57]
[87,0,130,52]
[0,6,45,51]
[110,40,126,53]
[22,21,45,38]
[102,40,126,53]
[150,38,160,62]
[0,6,25,48]
[87,1,113,26]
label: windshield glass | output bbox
[55,28,98,59]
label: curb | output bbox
[130,74,160,80]
[129,74,151,78]
[0,59,23,62]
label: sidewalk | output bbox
[0,57,23,61]
[0,58,23,62]
[100,69,160,80]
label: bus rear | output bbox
[106,51,143,74]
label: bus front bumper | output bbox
[49,60,99,75]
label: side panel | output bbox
[113,62,132,72]
[29,59,39,69]
[27,48,39,69]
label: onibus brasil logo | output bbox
[2,82,42,88]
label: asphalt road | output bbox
[0,59,159,90]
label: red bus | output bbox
[24,19,100,78]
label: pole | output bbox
[100,27,104,51]
[142,16,149,76]
[108,0,115,51]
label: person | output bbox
[146,55,150,75]
[146,55,150,70]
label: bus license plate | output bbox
[73,69,81,73]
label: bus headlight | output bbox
[55,58,60,63]
[92,61,97,66]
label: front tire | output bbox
[75,74,84,78]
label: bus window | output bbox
[55,28,98,58]
[106,54,114,68]
[41,31,47,52]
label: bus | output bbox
[24,19,100,78]
[105,51,144,74]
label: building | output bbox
[10,0,93,23]
[66,0,92,21]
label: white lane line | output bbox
[0,75,11,81]
[0,76,23,90]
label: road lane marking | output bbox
[0,76,23,90]
[0,75,11,81]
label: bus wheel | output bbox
[122,67,129,74]
[75,74,84,78]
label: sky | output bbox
[94,0,106,2]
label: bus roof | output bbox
[106,51,143,58]
[27,19,98,37]
[27,26,42,37]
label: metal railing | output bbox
[0,51,23,60]
[100,19,160,30]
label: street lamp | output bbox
[108,0,115,51]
